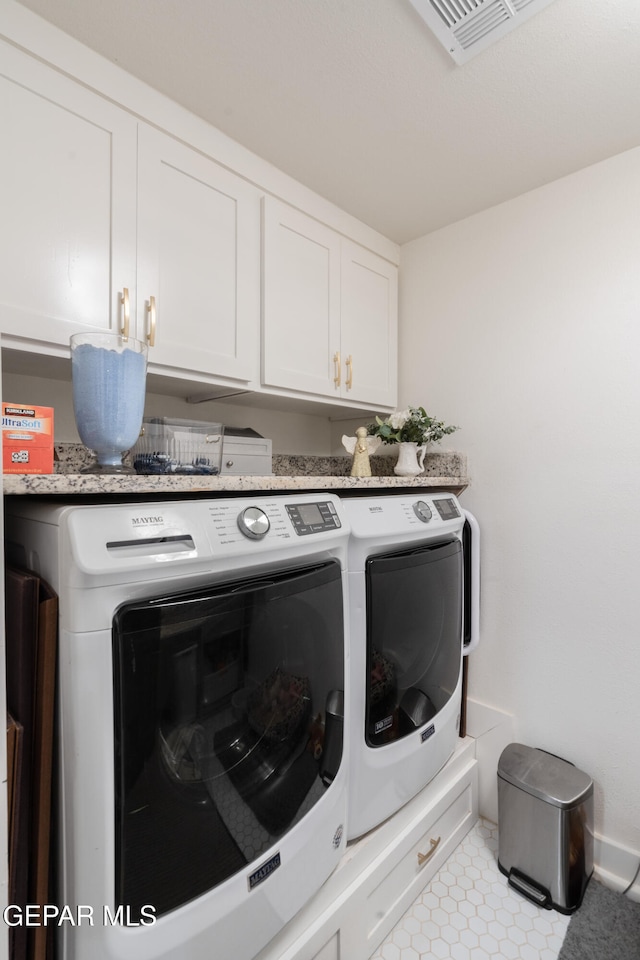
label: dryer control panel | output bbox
[343,493,465,543]
[433,497,461,521]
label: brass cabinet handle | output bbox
[333,351,341,387]
[417,836,441,868]
[345,354,353,390]
[147,295,157,347]
[119,287,130,338]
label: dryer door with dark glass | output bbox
[365,538,462,746]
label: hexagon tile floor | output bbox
[370,818,571,960]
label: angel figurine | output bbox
[342,426,381,478]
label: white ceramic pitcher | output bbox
[393,442,427,477]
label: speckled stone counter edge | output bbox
[273,450,466,479]
[3,444,469,495]
[51,444,466,478]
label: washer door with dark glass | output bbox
[112,559,344,917]
[365,538,462,746]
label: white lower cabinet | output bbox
[256,740,478,960]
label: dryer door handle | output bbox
[463,509,481,655]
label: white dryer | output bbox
[340,493,480,840]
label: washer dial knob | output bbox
[237,506,270,540]
[413,500,433,523]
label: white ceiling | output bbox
[14,0,640,244]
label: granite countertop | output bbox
[3,446,469,497]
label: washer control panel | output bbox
[237,506,271,540]
[286,501,342,536]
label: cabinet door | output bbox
[0,43,137,349]
[340,240,398,408]
[262,197,341,397]
[136,125,260,382]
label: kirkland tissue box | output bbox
[2,403,54,474]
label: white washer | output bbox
[340,493,479,840]
[5,494,350,960]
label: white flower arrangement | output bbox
[367,406,458,446]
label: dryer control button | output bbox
[413,500,433,523]
[237,506,271,539]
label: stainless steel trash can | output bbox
[497,743,593,913]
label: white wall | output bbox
[400,145,640,855]
[1,372,333,456]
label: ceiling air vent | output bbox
[408,0,557,64]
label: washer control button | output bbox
[413,500,433,523]
[237,506,271,539]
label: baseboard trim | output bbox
[464,701,640,905]
[594,833,640,903]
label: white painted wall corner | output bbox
[465,698,516,824]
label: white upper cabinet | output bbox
[0,14,398,411]
[262,199,341,397]
[262,198,398,409]
[340,239,398,409]
[0,44,259,384]
[136,125,260,382]
[0,42,137,347]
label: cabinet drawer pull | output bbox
[345,354,353,390]
[417,836,441,868]
[333,351,341,388]
[119,287,130,338]
[147,295,157,347]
